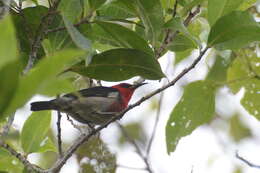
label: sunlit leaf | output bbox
[0,15,17,69]
[21,111,52,153]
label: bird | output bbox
[30,83,146,125]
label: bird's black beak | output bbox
[131,82,147,89]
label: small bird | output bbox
[30,83,146,125]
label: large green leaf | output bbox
[0,15,17,69]
[3,50,84,118]
[131,0,164,46]
[0,61,20,119]
[168,34,197,52]
[227,51,260,119]
[88,0,107,10]
[0,149,24,173]
[63,15,92,51]
[238,0,257,10]
[21,111,52,153]
[208,11,260,50]
[70,48,164,81]
[58,0,82,22]
[208,0,244,26]
[166,81,216,153]
[96,21,153,55]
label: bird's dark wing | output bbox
[63,86,119,99]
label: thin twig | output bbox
[117,123,153,173]
[0,141,44,172]
[0,113,15,140]
[172,0,178,17]
[146,92,164,155]
[236,151,260,169]
[117,164,147,171]
[57,109,63,158]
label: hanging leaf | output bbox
[70,48,164,81]
[166,81,216,153]
[21,111,52,153]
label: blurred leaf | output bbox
[38,78,75,96]
[229,115,251,142]
[76,136,116,173]
[208,11,260,50]
[160,0,175,10]
[208,0,244,26]
[0,61,20,119]
[131,0,164,46]
[181,0,205,16]
[21,111,51,153]
[37,137,57,153]
[174,49,193,64]
[166,81,216,153]
[164,17,200,47]
[98,0,136,19]
[227,51,260,119]
[70,48,164,81]
[59,0,82,22]
[0,15,17,69]
[96,21,153,55]
[0,149,24,173]
[62,16,92,51]
[88,0,106,10]
[3,50,84,118]
[168,34,197,52]
[119,123,147,145]
[238,0,257,10]
[207,54,234,83]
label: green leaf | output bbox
[37,137,57,153]
[0,15,17,69]
[164,17,200,47]
[208,11,260,50]
[227,51,260,119]
[131,0,164,46]
[58,0,82,22]
[3,49,84,118]
[229,114,251,142]
[38,78,75,96]
[0,61,21,118]
[160,0,175,10]
[21,111,52,153]
[0,149,24,173]
[168,34,197,52]
[206,53,234,83]
[70,48,164,81]
[88,0,107,10]
[166,81,216,153]
[62,15,92,51]
[238,0,257,11]
[180,0,205,16]
[96,21,153,55]
[174,49,193,65]
[208,0,244,26]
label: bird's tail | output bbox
[31,101,55,111]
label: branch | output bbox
[23,0,61,74]
[156,5,201,58]
[0,113,15,140]
[0,141,44,172]
[57,110,63,158]
[117,123,153,173]
[45,47,209,172]
[236,151,260,169]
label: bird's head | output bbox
[112,83,147,105]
